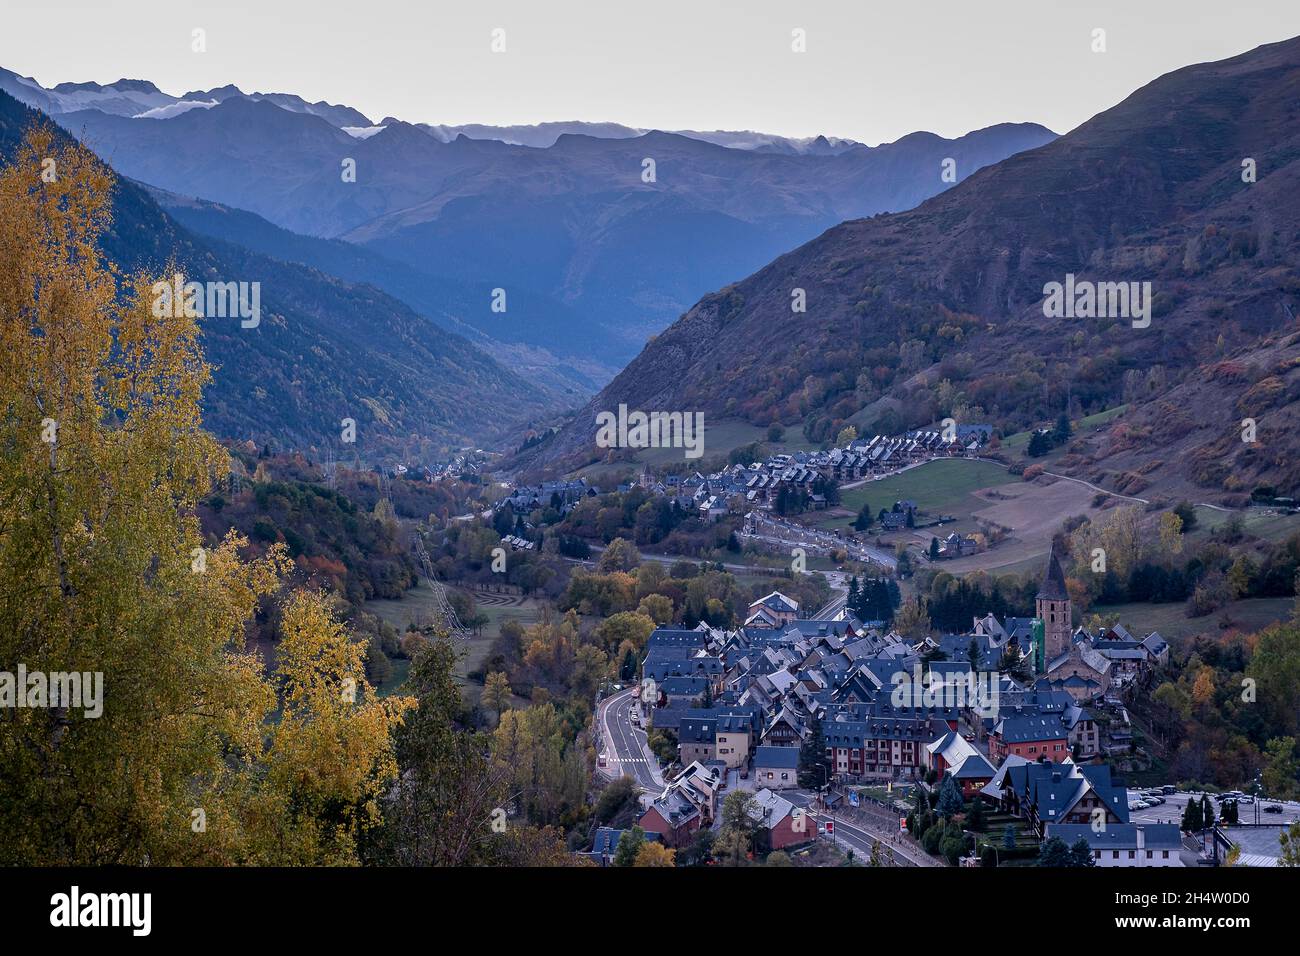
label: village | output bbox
[492,424,998,566]
[584,545,1275,868]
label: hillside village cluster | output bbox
[594,547,1192,867]
[497,424,993,531]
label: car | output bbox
[1145,795,1165,805]
[1264,805,1284,813]
[1239,795,1254,805]
[1128,800,1149,810]
[1161,785,1177,794]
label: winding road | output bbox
[595,687,664,792]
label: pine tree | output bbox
[798,715,830,789]
[1037,836,1073,866]
[1068,837,1096,867]
[937,775,965,818]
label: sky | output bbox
[3,0,1300,144]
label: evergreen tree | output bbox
[937,775,965,818]
[1027,430,1053,457]
[613,826,646,866]
[929,537,941,560]
[853,503,874,531]
[797,715,831,788]
[1068,837,1096,867]
[1037,836,1073,866]
[1053,412,1073,444]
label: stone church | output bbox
[1038,541,1112,701]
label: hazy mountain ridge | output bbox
[0,90,554,458]
[8,66,1054,365]
[526,36,1300,501]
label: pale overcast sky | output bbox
[4,0,1299,143]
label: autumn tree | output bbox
[633,841,676,867]
[482,671,513,718]
[0,127,413,866]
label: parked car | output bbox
[1161,785,1177,794]
[1264,805,1284,814]
[1145,795,1165,805]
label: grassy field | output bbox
[815,458,1017,531]
[365,578,544,704]
[1090,596,1292,642]
[1187,506,1300,544]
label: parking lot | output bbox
[1126,787,1300,826]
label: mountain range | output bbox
[0,67,1055,378]
[525,36,1300,502]
[0,89,553,460]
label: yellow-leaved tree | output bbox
[0,125,407,865]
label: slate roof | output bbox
[752,746,801,770]
[1048,823,1181,853]
[647,628,710,649]
[679,715,717,743]
[995,714,1068,744]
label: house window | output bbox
[1094,850,1100,859]
[781,773,789,781]
[1128,851,1136,859]
[1112,851,1119,859]
[1162,851,1169,859]
[1146,851,1153,858]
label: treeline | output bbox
[429,521,567,598]
[846,576,902,624]
[911,567,1038,634]
[0,128,584,867]
[1133,620,1300,795]
[1062,506,1299,617]
[555,486,740,555]
[556,538,830,629]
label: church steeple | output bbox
[1036,541,1072,664]
[1038,541,1069,602]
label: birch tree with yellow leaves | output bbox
[0,125,406,865]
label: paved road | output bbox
[786,789,937,866]
[595,687,663,792]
